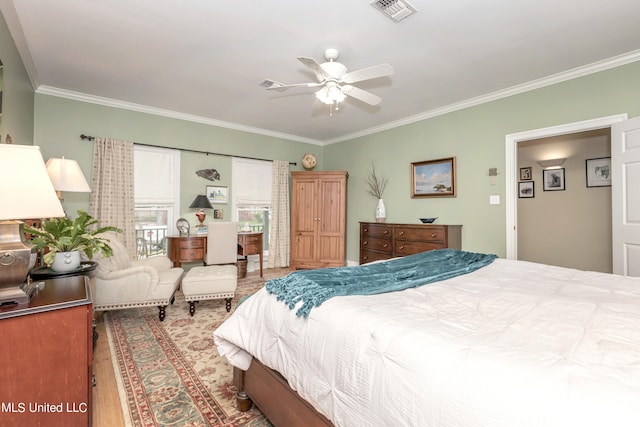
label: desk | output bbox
[167,232,263,277]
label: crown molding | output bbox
[34,86,324,146]
[324,49,640,145]
[33,49,640,147]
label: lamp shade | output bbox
[0,145,65,220]
[189,194,213,209]
[46,157,91,192]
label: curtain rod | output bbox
[80,134,296,166]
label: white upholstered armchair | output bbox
[91,232,184,321]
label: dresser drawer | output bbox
[240,235,260,244]
[395,241,445,255]
[361,236,393,253]
[179,248,204,261]
[360,249,392,264]
[361,223,392,238]
[394,226,445,242]
[177,238,204,249]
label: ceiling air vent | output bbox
[370,0,417,22]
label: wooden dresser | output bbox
[0,275,93,426]
[360,222,462,264]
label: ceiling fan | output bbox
[261,48,393,113]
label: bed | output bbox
[214,251,640,426]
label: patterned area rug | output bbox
[105,268,290,427]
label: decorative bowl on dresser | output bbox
[359,221,462,264]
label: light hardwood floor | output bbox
[92,312,125,426]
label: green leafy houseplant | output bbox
[25,210,122,267]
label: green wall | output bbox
[32,94,322,221]
[324,62,640,261]
[0,10,34,145]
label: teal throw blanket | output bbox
[266,249,497,317]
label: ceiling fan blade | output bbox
[297,57,330,82]
[260,79,322,90]
[341,85,382,106]
[341,63,394,84]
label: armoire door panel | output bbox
[292,234,316,261]
[318,236,344,262]
[292,179,318,233]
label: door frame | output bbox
[505,114,628,260]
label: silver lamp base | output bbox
[0,220,37,306]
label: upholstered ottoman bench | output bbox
[181,265,237,315]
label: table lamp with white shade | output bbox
[0,145,65,306]
[45,157,91,201]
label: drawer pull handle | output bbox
[383,243,388,248]
[431,233,437,238]
[398,245,404,250]
[384,230,389,234]
[363,241,368,246]
[364,227,368,232]
[399,231,404,236]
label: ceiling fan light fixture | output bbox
[315,85,346,105]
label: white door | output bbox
[612,116,640,276]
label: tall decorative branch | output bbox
[366,162,388,199]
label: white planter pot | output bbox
[51,251,82,272]
[375,199,386,223]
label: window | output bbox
[134,145,180,258]
[232,158,272,254]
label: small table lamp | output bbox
[45,157,91,201]
[0,145,65,306]
[189,195,213,229]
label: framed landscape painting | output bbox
[411,157,456,198]
[206,185,228,204]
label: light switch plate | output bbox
[489,195,500,205]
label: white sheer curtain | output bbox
[268,160,290,268]
[89,137,136,258]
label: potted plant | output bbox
[25,210,122,272]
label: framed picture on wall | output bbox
[518,181,534,198]
[411,157,456,198]
[542,168,565,191]
[585,157,611,187]
[206,185,228,204]
[519,167,532,181]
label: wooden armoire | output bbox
[290,171,348,269]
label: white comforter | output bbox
[214,259,640,427]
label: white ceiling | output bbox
[3,0,640,145]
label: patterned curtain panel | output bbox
[89,137,136,258]
[268,160,290,268]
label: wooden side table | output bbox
[238,232,263,277]
[166,235,207,267]
[0,275,93,426]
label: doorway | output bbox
[505,114,628,262]
[516,130,611,272]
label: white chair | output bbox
[91,232,184,321]
[181,222,238,315]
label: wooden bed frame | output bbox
[233,358,333,426]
